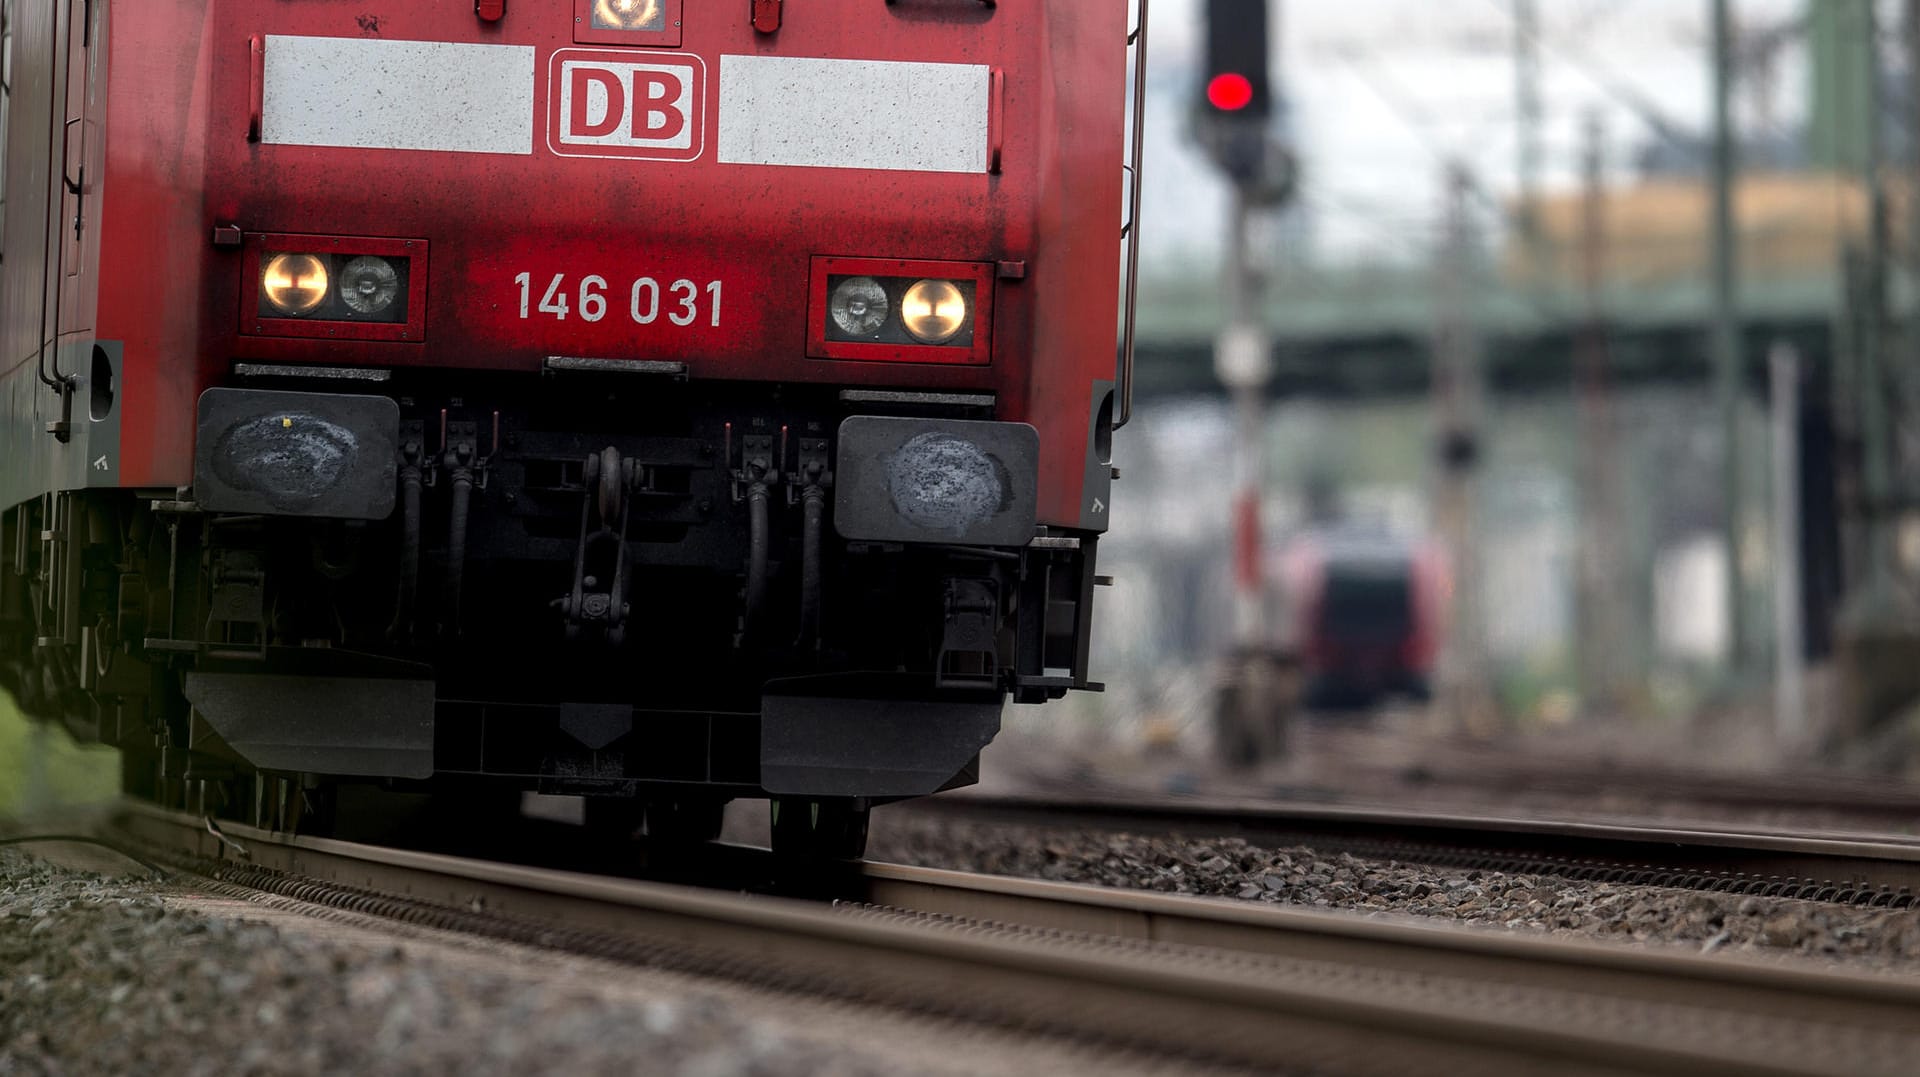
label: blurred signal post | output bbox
[1196,0,1298,766]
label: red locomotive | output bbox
[0,0,1145,859]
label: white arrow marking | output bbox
[92,455,110,472]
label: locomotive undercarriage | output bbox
[0,369,1101,859]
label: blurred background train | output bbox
[1212,520,1444,766]
[1280,526,1445,712]
[0,0,1143,859]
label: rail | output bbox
[101,801,1920,1076]
[908,792,1920,905]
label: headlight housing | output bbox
[809,257,992,365]
[255,250,412,325]
[820,275,977,348]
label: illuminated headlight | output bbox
[592,0,662,30]
[900,280,969,344]
[339,256,400,316]
[261,253,330,316]
[828,277,889,338]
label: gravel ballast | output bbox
[870,812,1920,971]
[0,849,892,1076]
[0,847,1186,1077]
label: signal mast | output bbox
[1197,0,1297,765]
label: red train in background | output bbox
[1280,526,1446,711]
[0,0,1145,859]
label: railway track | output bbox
[1269,720,1920,831]
[105,801,1920,1076]
[907,793,1920,907]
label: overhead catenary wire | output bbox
[1327,48,1515,223]
[1483,0,1808,144]
[1481,0,1696,147]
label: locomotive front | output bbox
[0,0,1139,857]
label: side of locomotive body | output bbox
[0,0,1140,854]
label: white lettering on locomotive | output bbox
[548,50,706,162]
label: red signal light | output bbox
[1206,73,1254,112]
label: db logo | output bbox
[547,49,705,161]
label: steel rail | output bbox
[108,801,1920,1076]
[1324,743,1920,826]
[908,793,1920,904]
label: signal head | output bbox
[1206,73,1255,112]
[1201,0,1272,120]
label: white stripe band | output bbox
[261,36,535,155]
[717,55,989,173]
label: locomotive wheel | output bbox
[770,798,869,863]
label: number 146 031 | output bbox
[513,272,721,327]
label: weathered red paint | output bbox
[97,0,220,491]
[21,0,1129,532]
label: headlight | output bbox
[829,276,889,338]
[900,279,969,344]
[261,253,329,316]
[593,0,661,30]
[338,256,400,316]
